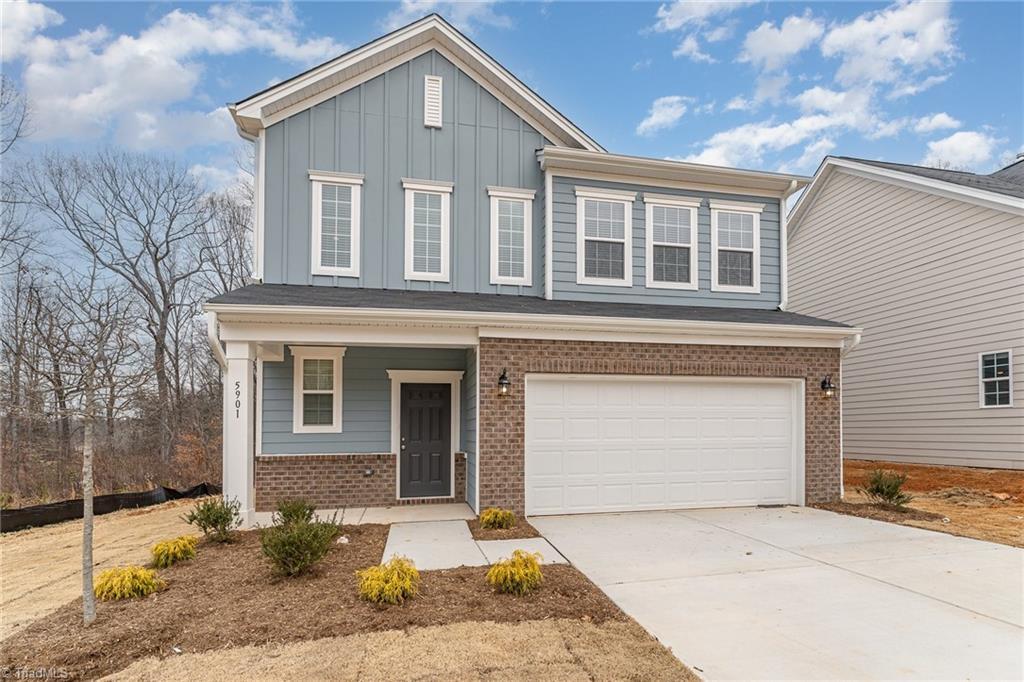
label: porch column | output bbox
[222,341,255,525]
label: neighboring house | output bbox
[788,156,1024,470]
[205,15,860,524]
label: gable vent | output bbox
[424,75,442,128]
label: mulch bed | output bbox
[1,524,624,680]
[814,500,947,524]
[467,518,541,541]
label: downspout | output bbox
[778,179,800,311]
[206,311,227,369]
[838,330,861,501]
[544,169,553,300]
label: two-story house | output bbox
[206,15,861,525]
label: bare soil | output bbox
[467,518,541,541]
[106,619,697,681]
[830,460,1024,547]
[0,525,648,680]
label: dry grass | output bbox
[835,460,1024,547]
[106,619,697,681]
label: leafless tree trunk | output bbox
[81,381,96,625]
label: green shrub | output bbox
[479,507,516,530]
[486,549,543,596]
[182,497,241,543]
[273,498,315,526]
[94,566,166,601]
[357,556,420,605]
[859,469,913,507]
[151,535,198,568]
[260,519,339,577]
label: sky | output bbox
[2,0,1022,191]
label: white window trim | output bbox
[575,187,635,288]
[488,186,535,286]
[710,199,763,294]
[291,346,346,434]
[403,178,453,282]
[979,349,1014,408]
[309,170,363,277]
[643,194,700,291]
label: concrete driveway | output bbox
[532,507,1024,680]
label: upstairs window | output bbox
[403,179,452,282]
[644,195,700,290]
[488,186,535,286]
[980,351,1013,407]
[292,347,345,434]
[309,171,362,277]
[711,201,762,294]
[575,188,635,287]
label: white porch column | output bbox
[222,341,255,526]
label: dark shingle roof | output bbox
[837,156,1024,200]
[207,284,852,328]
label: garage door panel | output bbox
[602,418,634,439]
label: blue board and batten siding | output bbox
[263,49,547,295]
[461,347,478,511]
[261,346,472,455]
[550,176,783,308]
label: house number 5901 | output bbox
[234,381,241,418]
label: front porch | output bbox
[250,501,476,527]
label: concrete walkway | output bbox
[382,520,565,570]
[533,506,1024,681]
[251,502,476,527]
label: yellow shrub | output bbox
[479,507,516,530]
[151,535,198,568]
[94,566,166,601]
[357,556,420,605]
[486,550,543,595]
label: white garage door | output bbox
[525,376,804,515]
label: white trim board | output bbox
[387,369,464,501]
[488,187,534,287]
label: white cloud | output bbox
[654,0,754,32]
[753,72,790,104]
[637,95,690,136]
[821,0,957,89]
[0,0,63,60]
[779,137,836,173]
[724,95,751,112]
[6,2,344,149]
[888,73,950,99]
[740,12,824,72]
[681,114,840,167]
[704,23,735,43]
[383,1,512,33]
[921,131,999,169]
[632,58,653,71]
[673,34,715,63]
[913,112,960,134]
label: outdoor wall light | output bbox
[821,375,837,398]
[498,368,511,395]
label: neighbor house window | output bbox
[403,178,452,282]
[575,187,635,287]
[292,347,346,433]
[309,171,362,277]
[711,200,762,293]
[980,351,1013,407]
[644,194,700,290]
[488,186,535,286]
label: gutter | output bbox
[206,311,227,369]
[778,179,800,311]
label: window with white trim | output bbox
[292,347,345,433]
[644,195,699,290]
[576,188,634,287]
[980,350,1012,407]
[310,171,362,277]
[710,201,762,293]
[488,186,534,286]
[403,179,452,282]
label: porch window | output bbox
[309,171,362,277]
[291,347,346,433]
[575,187,635,287]
[488,186,535,286]
[644,195,700,290]
[403,178,452,282]
[980,350,1013,407]
[711,200,762,294]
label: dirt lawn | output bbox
[833,460,1024,547]
[0,499,197,640]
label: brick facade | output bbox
[254,453,466,511]
[477,337,843,515]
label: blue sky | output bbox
[3,1,1021,190]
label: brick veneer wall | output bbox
[254,453,466,511]
[477,338,843,515]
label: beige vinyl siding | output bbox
[788,171,1024,470]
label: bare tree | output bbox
[0,75,30,156]
[0,78,36,272]
[21,150,213,463]
[196,185,254,296]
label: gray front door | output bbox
[399,383,451,498]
